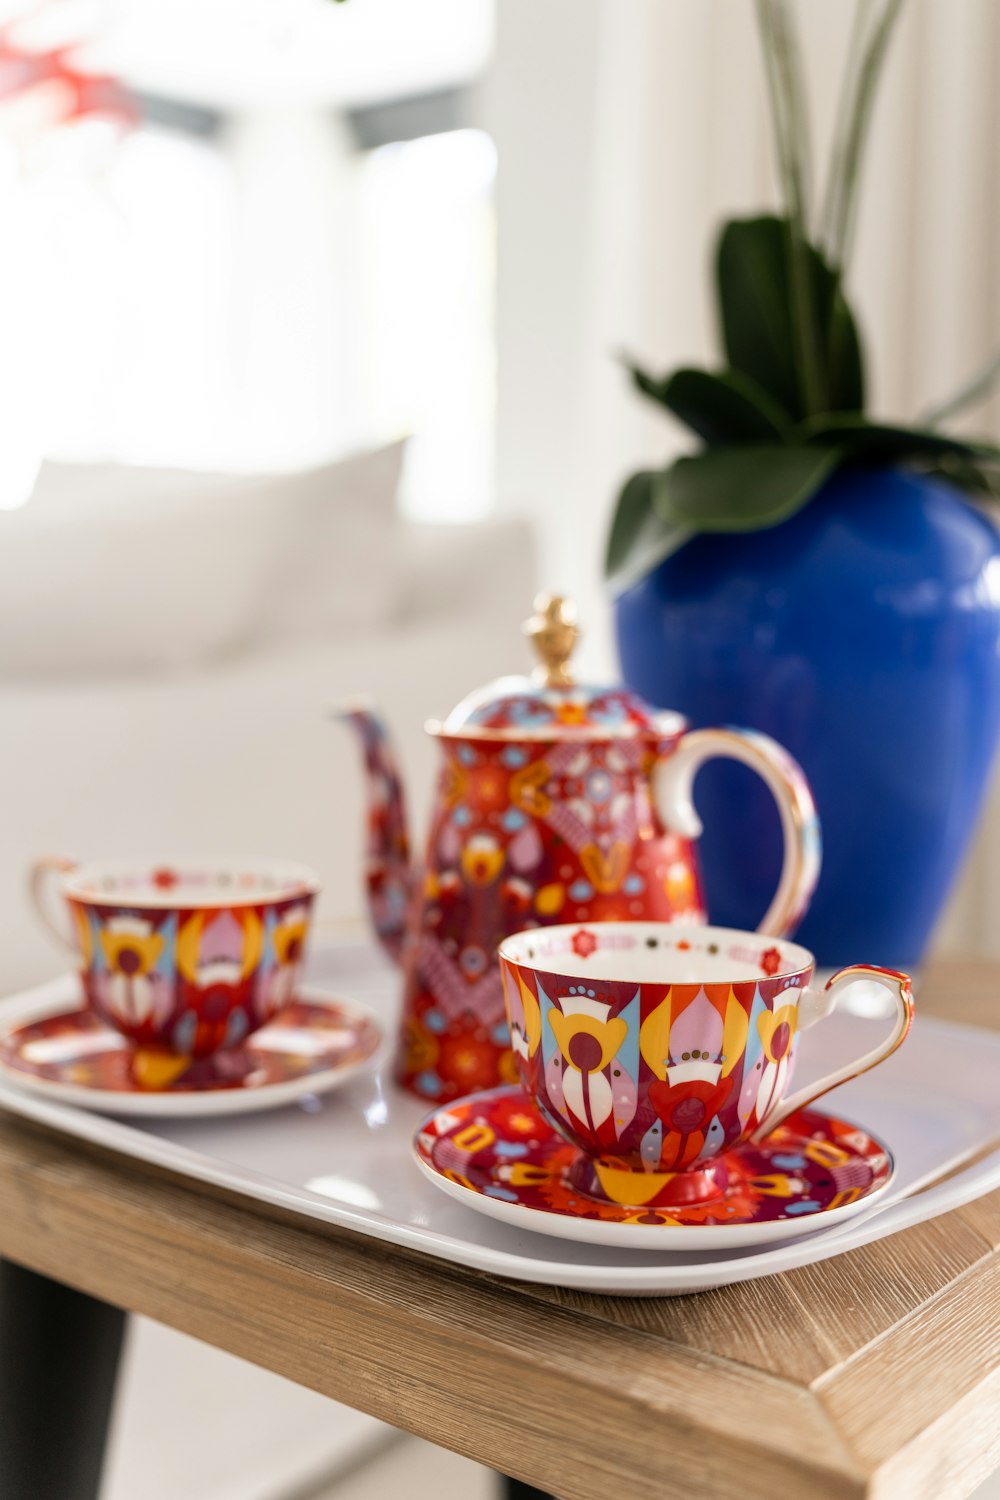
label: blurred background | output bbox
[1,1,999,1496]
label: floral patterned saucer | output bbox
[0,986,383,1117]
[414,1086,894,1250]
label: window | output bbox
[0,0,496,520]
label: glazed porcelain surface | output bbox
[0,985,383,1117]
[497,922,911,1199]
[616,468,1000,967]
[31,855,319,1059]
[342,595,820,1103]
[0,943,997,1294]
[413,1088,893,1250]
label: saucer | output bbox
[0,985,383,1117]
[414,1086,894,1250]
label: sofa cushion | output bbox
[253,442,405,647]
[0,441,405,680]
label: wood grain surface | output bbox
[0,958,996,1500]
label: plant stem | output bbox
[772,2,814,229]
[754,0,810,229]
[822,0,907,273]
[821,0,875,265]
[922,350,1000,430]
[754,0,825,415]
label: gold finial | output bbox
[523,593,580,687]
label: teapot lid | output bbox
[435,594,684,740]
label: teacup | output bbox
[497,920,912,1208]
[31,855,320,1061]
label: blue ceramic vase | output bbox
[614,466,1000,967]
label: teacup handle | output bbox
[750,964,914,1142]
[653,726,821,937]
[29,854,79,953]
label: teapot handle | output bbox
[652,728,821,937]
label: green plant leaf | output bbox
[917,453,1000,500]
[716,216,866,421]
[823,276,866,412]
[717,218,801,420]
[652,443,844,533]
[754,1,813,242]
[605,470,691,592]
[820,0,907,273]
[795,414,999,463]
[628,364,790,444]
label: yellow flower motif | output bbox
[516,975,542,1058]
[72,904,93,966]
[99,926,163,978]
[402,1018,438,1075]
[176,909,262,985]
[506,1161,556,1189]
[757,1003,798,1065]
[548,1008,627,1074]
[594,1160,678,1208]
[534,882,565,916]
[554,701,588,726]
[441,761,469,809]
[461,833,505,886]
[498,1049,521,1086]
[509,761,552,817]
[722,991,748,1078]
[639,995,671,1080]
[272,909,308,966]
[751,1172,804,1198]
[580,840,630,895]
[132,1049,192,1089]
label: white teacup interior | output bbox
[64,857,320,908]
[500,922,813,983]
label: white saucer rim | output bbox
[0,984,386,1118]
[412,1086,896,1251]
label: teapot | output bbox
[341,595,820,1102]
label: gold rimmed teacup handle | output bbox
[751,965,914,1143]
[29,854,80,953]
[652,727,821,938]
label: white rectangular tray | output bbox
[1,944,999,1296]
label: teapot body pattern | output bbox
[342,597,820,1102]
[399,725,705,1100]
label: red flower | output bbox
[492,1094,544,1139]
[437,1032,502,1093]
[761,946,782,977]
[647,1075,734,1170]
[571,928,598,959]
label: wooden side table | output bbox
[0,960,997,1500]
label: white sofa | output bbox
[0,453,536,993]
[0,452,535,1500]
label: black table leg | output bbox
[0,1259,126,1500]
[501,1478,559,1500]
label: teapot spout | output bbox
[335,704,413,966]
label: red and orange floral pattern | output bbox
[499,934,816,1173]
[345,680,820,1105]
[70,883,315,1059]
[415,1088,892,1229]
[0,997,379,1096]
[396,732,704,1100]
